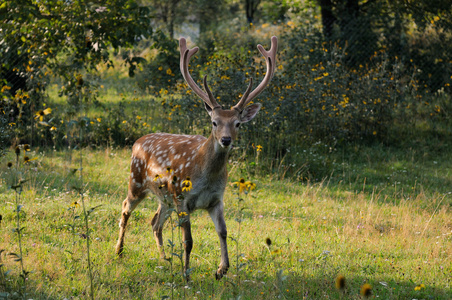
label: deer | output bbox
[115,36,278,280]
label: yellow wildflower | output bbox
[70,201,80,208]
[360,284,372,297]
[414,284,425,291]
[153,174,163,182]
[35,107,52,121]
[182,177,192,192]
[246,181,256,191]
[233,178,247,194]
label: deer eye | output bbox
[212,121,217,127]
[236,122,241,128]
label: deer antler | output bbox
[232,36,278,111]
[179,38,221,109]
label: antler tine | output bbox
[232,36,278,111]
[203,75,221,108]
[232,78,253,112]
[179,37,220,108]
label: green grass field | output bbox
[1,143,451,299]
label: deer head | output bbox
[179,36,278,150]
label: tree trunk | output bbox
[318,0,337,38]
[246,0,261,24]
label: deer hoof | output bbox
[115,245,124,257]
[215,272,223,280]
[215,267,228,280]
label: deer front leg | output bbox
[151,203,170,259]
[208,202,229,280]
[178,212,193,281]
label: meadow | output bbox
[1,134,451,299]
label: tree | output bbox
[0,0,153,147]
[147,0,182,39]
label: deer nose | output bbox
[221,137,232,147]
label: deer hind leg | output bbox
[115,192,145,257]
[151,203,170,259]
[178,212,193,282]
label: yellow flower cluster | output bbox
[232,178,256,194]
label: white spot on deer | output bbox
[130,172,134,179]
[157,157,163,164]
[175,154,181,160]
[185,162,191,168]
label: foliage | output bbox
[0,0,152,148]
[314,0,452,90]
[131,24,450,179]
[136,31,182,97]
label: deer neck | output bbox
[198,134,229,177]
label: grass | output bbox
[0,144,451,299]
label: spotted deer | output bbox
[115,36,278,280]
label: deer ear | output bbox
[204,101,213,115]
[240,103,261,123]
